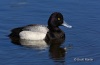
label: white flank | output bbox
[19,31,46,40]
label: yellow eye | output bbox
[58,18,60,20]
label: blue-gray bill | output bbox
[62,21,72,28]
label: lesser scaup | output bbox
[9,12,72,41]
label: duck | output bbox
[9,12,72,42]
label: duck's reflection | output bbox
[49,45,66,60]
[9,35,67,65]
[49,41,66,65]
[20,39,48,49]
[9,36,48,49]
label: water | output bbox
[0,0,100,65]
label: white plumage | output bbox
[19,25,49,40]
[23,25,48,33]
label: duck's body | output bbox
[9,24,65,41]
[9,12,72,46]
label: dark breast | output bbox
[45,30,65,45]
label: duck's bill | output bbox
[62,21,72,28]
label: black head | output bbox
[48,12,64,27]
[48,12,72,30]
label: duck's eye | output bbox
[58,18,60,20]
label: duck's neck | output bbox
[47,26,61,32]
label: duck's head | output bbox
[48,12,72,28]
